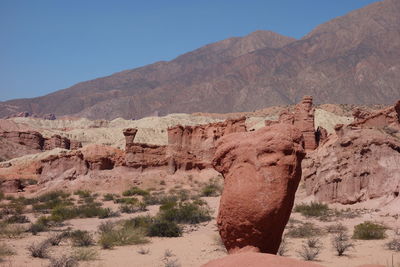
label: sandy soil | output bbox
[1,184,399,267]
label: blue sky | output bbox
[0,0,378,101]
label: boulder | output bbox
[0,130,44,150]
[212,123,305,254]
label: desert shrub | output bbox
[98,221,148,249]
[352,221,386,240]
[72,247,98,261]
[47,232,69,246]
[114,197,138,205]
[48,255,78,267]
[143,193,179,205]
[50,203,117,221]
[28,240,51,258]
[386,238,400,251]
[74,190,92,198]
[0,222,26,238]
[286,222,322,238]
[122,187,149,197]
[332,231,354,256]
[148,220,182,237]
[0,192,4,201]
[103,193,117,201]
[0,243,15,259]
[5,214,30,224]
[28,216,52,235]
[119,202,147,214]
[297,238,322,261]
[37,191,70,203]
[32,192,73,214]
[326,223,347,234]
[159,201,211,224]
[294,202,329,217]
[69,230,94,247]
[200,178,222,197]
[1,202,25,215]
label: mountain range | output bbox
[1,0,400,120]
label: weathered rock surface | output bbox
[266,96,317,150]
[168,117,247,172]
[0,131,44,150]
[212,123,305,254]
[303,126,400,204]
[43,134,71,150]
[350,100,400,129]
[202,252,324,267]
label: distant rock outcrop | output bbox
[212,123,305,254]
[167,117,246,172]
[0,130,82,161]
[303,101,400,204]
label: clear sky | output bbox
[0,0,379,101]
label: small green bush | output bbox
[159,201,211,224]
[72,247,98,261]
[114,197,138,205]
[98,222,148,249]
[69,230,94,247]
[0,242,15,259]
[148,220,182,237]
[0,222,26,238]
[28,240,50,258]
[352,221,386,240]
[200,178,222,197]
[103,193,118,201]
[5,214,30,224]
[294,202,329,217]
[48,255,78,267]
[74,190,92,198]
[122,187,149,197]
[287,222,322,238]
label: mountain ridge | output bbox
[1,0,400,119]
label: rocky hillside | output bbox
[1,0,399,119]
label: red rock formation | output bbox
[316,126,328,145]
[350,100,400,128]
[303,126,400,204]
[202,252,324,267]
[269,96,317,150]
[43,134,71,150]
[212,123,305,254]
[0,131,44,150]
[167,117,246,172]
[123,128,168,169]
[81,144,125,170]
[70,140,82,150]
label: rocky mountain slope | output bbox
[1,0,399,119]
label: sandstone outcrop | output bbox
[0,130,82,160]
[123,128,168,169]
[267,96,317,150]
[167,117,246,172]
[0,131,44,150]
[43,134,71,150]
[212,123,305,254]
[303,126,400,204]
[123,117,246,172]
[350,100,400,129]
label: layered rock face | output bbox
[212,123,305,254]
[123,117,246,171]
[0,131,82,160]
[167,117,246,171]
[0,131,44,150]
[303,101,400,204]
[123,128,168,169]
[303,126,400,204]
[266,96,319,150]
[350,100,400,129]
